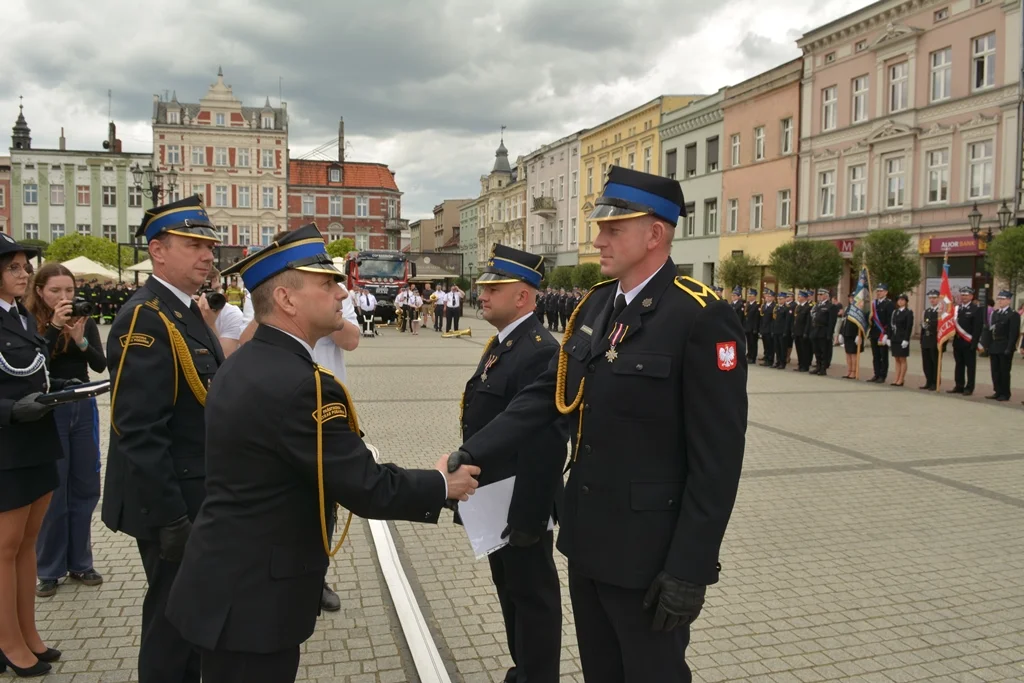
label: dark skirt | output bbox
[844,336,862,355]
[0,462,59,512]
[891,343,910,358]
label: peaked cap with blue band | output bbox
[221,224,342,292]
[137,195,219,243]
[588,166,685,226]
[477,244,544,288]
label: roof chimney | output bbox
[58,127,65,151]
[338,116,345,163]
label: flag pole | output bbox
[936,250,948,392]
[855,264,866,380]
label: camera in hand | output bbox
[71,297,95,317]
[199,286,227,312]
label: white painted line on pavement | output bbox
[366,445,453,683]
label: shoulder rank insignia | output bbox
[674,276,719,308]
[642,297,653,308]
[119,333,155,349]
[506,339,514,347]
[535,335,542,342]
[174,310,183,319]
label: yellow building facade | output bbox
[577,95,701,264]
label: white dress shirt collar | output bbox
[151,275,196,309]
[266,324,315,359]
[614,263,664,306]
[497,311,534,344]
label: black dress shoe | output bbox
[997,396,1010,402]
[946,388,964,393]
[321,584,341,612]
[919,385,935,390]
[0,651,51,678]
[31,648,60,663]
[963,390,973,396]
[985,394,999,400]
[34,580,56,598]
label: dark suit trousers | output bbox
[760,334,774,364]
[136,539,201,683]
[745,332,758,362]
[773,334,787,366]
[921,347,938,386]
[488,531,561,683]
[446,308,461,332]
[813,338,830,371]
[558,311,567,331]
[798,337,812,370]
[871,339,889,379]
[953,343,977,390]
[568,566,691,683]
[990,353,1012,397]
[434,304,445,330]
[200,646,300,683]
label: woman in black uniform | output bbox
[0,237,75,676]
[889,293,914,387]
[841,293,862,379]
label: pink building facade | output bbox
[0,157,9,235]
[797,0,1021,308]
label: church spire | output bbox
[12,96,31,151]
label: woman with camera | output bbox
[26,264,107,600]
[0,238,73,677]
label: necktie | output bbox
[611,293,627,322]
[7,305,24,330]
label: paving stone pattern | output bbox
[35,317,1024,681]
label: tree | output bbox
[326,238,356,259]
[805,241,844,291]
[454,276,471,291]
[19,239,49,258]
[572,262,603,290]
[46,235,140,269]
[717,253,760,289]
[547,266,574,289]
[855,229,920,297]
[986,225,1024,295]
[768,242,814,291]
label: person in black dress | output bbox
[888,294,914,387]
[0,237,78,677]
[840,293,862,379]
[26,263,108,598]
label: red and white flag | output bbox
[937,262,956,346]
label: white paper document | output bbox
[458,476,554,559]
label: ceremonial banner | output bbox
[937,262,957,346]
[848,267,871,337]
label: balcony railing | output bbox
[385,217,409,232]
[531,196,556,216]
[579,242,600,255]
[530,243,559,255]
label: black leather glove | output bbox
[447,449,473,473]
[11,393,53,423]
[158,515,193,562]
[642,571,706,632]
[501,525,540,547]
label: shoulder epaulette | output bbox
[589,278,617,292]
[143,298,160,311]
[673,276,719,308]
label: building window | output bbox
[76,185,89,205]
[129,186,143,208]
[856,39,867,52]
[261,150,275,169]
[215,113,226,126]
[261,225,274,245]
[356,196,369,217]
[934,7,949,21]
[706,136,719,171]
[625,153,634,170]
[852,76,868,123]
[192,147,205,166]
[889,62,909,112]
[571,171,578,197]
[926,149,950,203]
[215,185,228,207]
[684,203,696,237]
[0,186,4,208]
[728,199,738,232]
[559,219,564,242]
[848,165,867,213]
[50,223,65,240]
[50,184,64,206]
[643,147,652,173]
[215,147,228,166]
[973,33,996,91]
[685,144,697,177]
[968,140,994,199]
[530,225,536,246]
[237,148,249,168]
[818,170,836,217]
[754,127,765,161]
[777,190,791,227]
[103,225,116,242]
[559,175,565,199]
[102,186,116,207]
[570,217,577,243]
[388,198,397,217]
[237,225,250,246]
[704,199,718,235]
[750,195,763,231]
[262,115,274,129]
[167,145,181,165]
[76,224,90,236]
[302,194,314,215]
[822,86,837,131]
[549,179,555,198]
[23,184,38,205]
[885,157,906,208]
[730,134,740,166]
[780,120,792,154]
[261,186,275,209]
[23,223,38,240]
[664,151,677,180]
[237,186,251,208]
[931,48,952,102]
[600,162,607,180]
[355,232,370,250]
[329,195,342,216]
[587,167,593,193]
[168,110,180,124]
[216,225,229,243]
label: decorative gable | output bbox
[919,122,954,140]
[869,22,924,51]
[864,119,918,144]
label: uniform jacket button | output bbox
[581,485,590,494]
[587,363,595,372]
[182,468,189,474]
[584,445,592,454]
[636,363,644,371]
[141,508,149,515]
[584,403,591,412]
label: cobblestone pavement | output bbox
[36,315,1024,682]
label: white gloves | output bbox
[901,340,909,349]
[837,334,844,345]
[855,336,861,345]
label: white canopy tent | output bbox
[127,259,153,273]
[60,256,120,280]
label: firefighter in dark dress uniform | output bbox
[165,225,480,683]
[979,290,1020,401]
[771,291,791,368]
[919,289,940,390]
[730,286,744,321]
[948,286,985,395]
[810,289,832,375]
[447,166,747,683]
[457,244,569,683]
[868,284,894,383]
[759,289,775,366]
[792,290,812,372]
[743,288,760,363]
[102,196,224,683]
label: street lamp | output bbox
[969,201,1015,303]
[131,162,177,204]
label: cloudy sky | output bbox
[2,0,871,219]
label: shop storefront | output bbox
[918,235,992,307]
